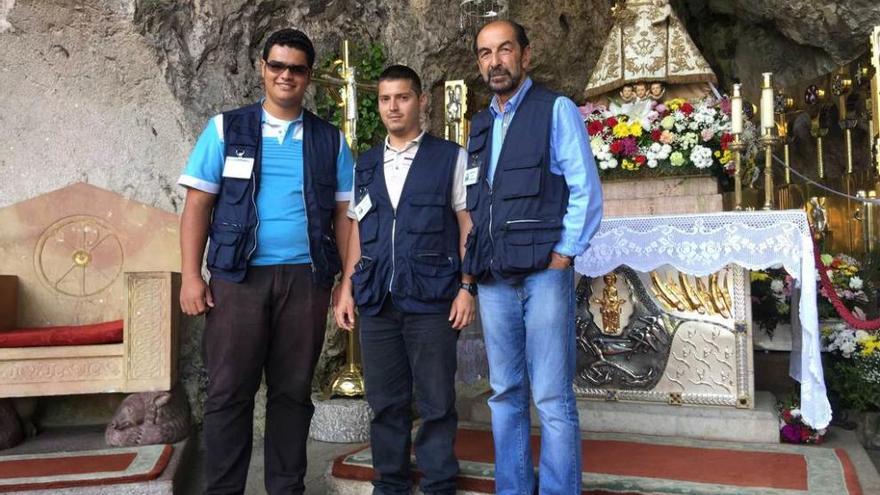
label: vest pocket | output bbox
[499,154,543,199]
[407,193,446,234]
[207,230,246,271]
[498,220,561,273]
[351,256,381,308]
[409,251,459,302]
[358,212,379,244]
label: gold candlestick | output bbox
[731,135,745,210]
[761,129,777,210]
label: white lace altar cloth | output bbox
[575,209,831,429]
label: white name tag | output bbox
[354,193,373,221]
[464,167,480,186]
[222,156,254,179]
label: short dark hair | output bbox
[378,64,422,96]
[262,28,316,68]
[472,20,530,54]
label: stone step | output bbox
[459,391,780,444]
[601,176,719,201]
[603,193,724,217]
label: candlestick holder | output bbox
[760,128,778,210]
[730,134,746,210]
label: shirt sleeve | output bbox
[346,168,358,220]
[178,115,224,194]
[451,147,468,211]
[336,131,354,202]
[550,96,604,257]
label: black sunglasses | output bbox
[264,60,311,76]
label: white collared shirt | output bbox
[349,132,468,217]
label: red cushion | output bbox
[0,320,124,348]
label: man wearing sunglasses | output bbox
[177,28,354,495]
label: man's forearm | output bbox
[180,190,215,279]
[333,203,352,266]
[340,220,361,283]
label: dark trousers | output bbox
[202,265,330,495]
[359,298,459,495]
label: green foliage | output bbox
[315,42,386,155]
[826,353,880,413]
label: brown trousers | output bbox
[202,265,330,495]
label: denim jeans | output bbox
[359,299,459,495]
[478,267,581,495]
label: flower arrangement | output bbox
[750,268,793,338]
[818,253,869,320]
[581,96,737,179]
[778,397,826,444]
[822,322,880,412]
[750,253,871,335]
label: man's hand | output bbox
[334,281,357,331]
[448,289,476,330]
[180,274,214,316]
[548,251,573,270]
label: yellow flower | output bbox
[666,98,687,111]
[861,339,880,356]
[751,271,771,282]
[621,159,637,171]
[613,121,631,138]
[718,149,732,165]
[629,121,643,137]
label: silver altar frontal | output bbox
[574,210,831,431]
[574,264,752,410]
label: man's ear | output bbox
[521,45,532,71]
[419,91,428,111]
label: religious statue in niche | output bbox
[444,81,468,147]
[576,268,672,390]
[592,273,625,336]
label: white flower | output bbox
[647,159,658,168]
[790,408,801,418]
[850,276,863,290]
[840,340,857,357]
[856,330,871,342]
[691,145,714,169]
[770,280,784,293]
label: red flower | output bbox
[609,140,623,154]
[681,102,694,115]
[634,155,647,165]
[604,117,618,128]
[587,120,605,136]
[831,259,842,269]
[650,129,662,142]
[720,133,733,150]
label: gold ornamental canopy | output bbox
[584,0,718,100]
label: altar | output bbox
[575,210,831,430]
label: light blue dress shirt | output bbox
[487,77,603,257]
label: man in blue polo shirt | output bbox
[177,29,353,495]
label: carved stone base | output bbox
[464,391,780,443]
[105,385,191,447]
[309,394,371,443]
[0,399,24,450]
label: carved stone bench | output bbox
[0,183,187,449]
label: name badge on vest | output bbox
[222,156,254,179]
[464,166,480,186]
[354,193,373,221]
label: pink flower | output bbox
[659,130,676,144]
[701,129,715,142]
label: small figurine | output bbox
[649,81,666,100]
[619,84,635,103]
[634,81,649,101]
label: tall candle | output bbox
[731,84,743,134]
[761,72,774,130]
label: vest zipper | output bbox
[247,174,260,260]
[388,212,397,291]
[301,185,315,273]
[488,187,495,267]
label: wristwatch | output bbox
[460,282,478,296]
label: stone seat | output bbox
[0,183,181,399]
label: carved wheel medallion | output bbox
[34,215,124,298]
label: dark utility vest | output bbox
[207,103,342,287]
[462,83,569,283]
[352,134,462,316]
